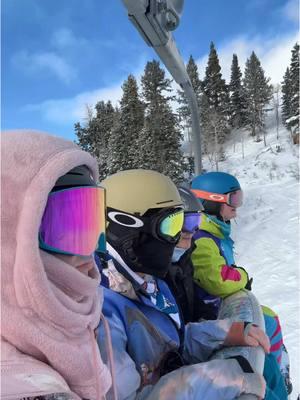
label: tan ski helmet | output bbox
[101,169,182,215]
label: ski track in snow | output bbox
[202,121,300,398]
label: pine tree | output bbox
[243,51,272,141]
[75,100,115,180]
[202,42,229,146]
[107,74,144,174]
[229,54,247,128]
[177,55,202,133]
[202,43,229,112]
[138,60,185,182]
[281,67,292,128]
[287,43,299,135]
[74,122,90,153]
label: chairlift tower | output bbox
[122,0,203,175]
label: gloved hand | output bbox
[245,277,253,290]
[232,265,253,290]
[224,321,270,354]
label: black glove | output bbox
[245,277,253,291]
[232,265,253,291]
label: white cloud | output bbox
[23,56,148,125]
[12,50,77,84]
[24,30,298,125]
[51,28,89,50]
[195,31,299,85]
[51,28,77,48]
[280,0,299,24]
[12,28,87,85]
[24,85,123,124]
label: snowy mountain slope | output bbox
[201,120,299,398]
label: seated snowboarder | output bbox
[165,186,217,323]
[96,168,274,400]
[190,171,292,396]
[1,131,112,400]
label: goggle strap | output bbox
[191,189,227,203]
[106,243,146,288]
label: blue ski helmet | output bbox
[191,172,242,216]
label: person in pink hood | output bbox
[1,130,113,400]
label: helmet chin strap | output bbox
[106,243,143,285]
[219,213,225,222]
[106,243,155,297]
[219,214,231,225]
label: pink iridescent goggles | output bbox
[192,189,243,208]
[39,186,106,256]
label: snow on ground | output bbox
[202,118,300,398]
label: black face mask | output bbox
[107,224,176,279]
[131,233,176,278]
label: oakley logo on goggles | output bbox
[39,186,106,256]
[192,189,243,208]
[183,212,201,233]
[107,208,184,243]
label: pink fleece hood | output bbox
[1,130,112,399]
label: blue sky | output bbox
[2,0,299,141]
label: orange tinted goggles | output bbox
[191,189,243,208]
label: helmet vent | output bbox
[156,199,174,205]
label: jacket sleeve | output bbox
[97,313,141,400]
[98,315,266,400]
[137,359,265,400]
[182,318,232,363]
[192,237,248,297]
